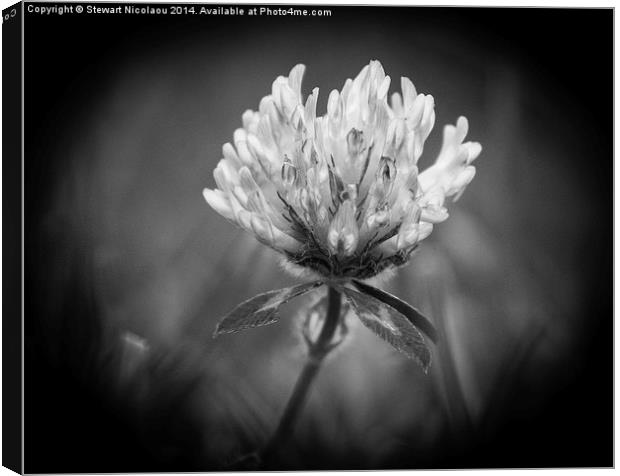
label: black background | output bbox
[23,4,612,472]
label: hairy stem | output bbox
[262,286,342,465]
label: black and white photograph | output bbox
[2,1,614,473]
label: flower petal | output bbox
[203,188,234,221]
[287,64,306,102]
[204,62,480,280]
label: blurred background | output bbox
[24,5,612,471]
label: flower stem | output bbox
[262,286,342,465]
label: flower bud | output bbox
[281,157,297,187]
[377,156,397,196]
[346,128,365,157]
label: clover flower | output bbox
[207,60,482,373]
[205,61,482,466]
[204,61,481,282]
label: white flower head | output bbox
[204,61,481,280]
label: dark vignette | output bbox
[23,5,612,472]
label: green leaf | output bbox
[213,281,323,337]
[352,280,438,344]
[342,287,431,371]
